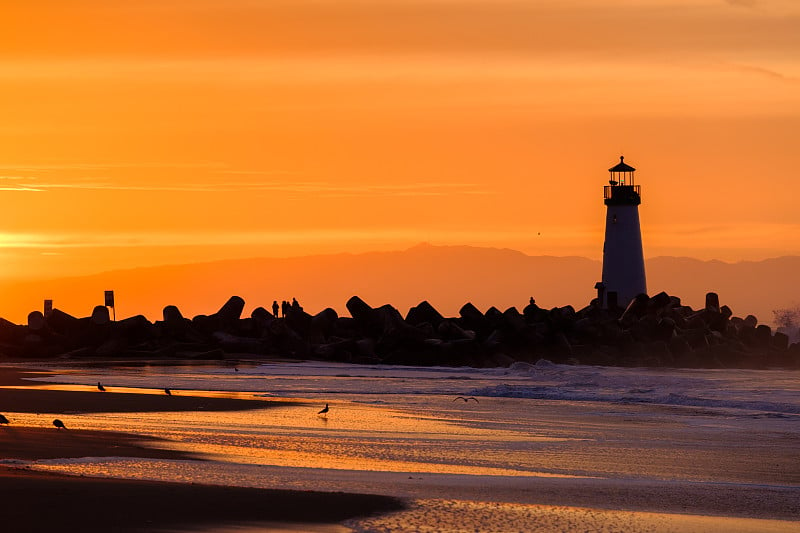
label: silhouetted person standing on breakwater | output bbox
[272,300,279,318]
[281,300,289,318]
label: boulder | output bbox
[45,309,80,336]
[755,324,772,347]
[312,308,339,338]
[95,338,128,357]
[27,311,46,331]
[160,305,191,339]
[647,291,672,314]
[772,332,789,351]
[192,314,219,335]
[459,303,488,332]
[216,296,245,323]
[91,305,111,325]
[346,295,374,322]
[346,296,381,335]
[163,305,184,323]
[0,317,21,343]
[406,301,444,327]
[620,294,649,325]
[376,304,406,332]
[118,315,152,342]
[668,336,692,357]
[502,307,527,333]
[705,292,720,312]
[655,317,676,341]
[438,320,475,341]
[485,307,504,326]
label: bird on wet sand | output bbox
[0,413,9,425]
[164,387,172,396]
[317,403,329,416]
[453,396,479,403]
[97,382,106,392]
[53,419,67,430]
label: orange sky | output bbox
[0,0,799,282]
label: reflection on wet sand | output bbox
[350,500,800,533]
[11,362,800,532]
[25,390,581,478]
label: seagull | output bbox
[53,419,67,430]
[164,387,172,396]
[453,396,479,403]
[97,382,106,392]
[0,414,9,425]
[317,403,329,416]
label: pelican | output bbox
[0,414,9,425]
[97,382,106,392]
[453,396,479,403]
[317,403,329,416]
[53,419,67,430]
[164,387,172,396]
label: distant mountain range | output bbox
[1,243,797,326]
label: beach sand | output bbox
[0,366,403,532]
[2,364,798,532]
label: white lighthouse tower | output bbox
[596,156,647,309]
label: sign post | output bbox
[104,290,116,321]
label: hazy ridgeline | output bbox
[0,245,797,326]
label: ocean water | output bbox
[10,360,800,531]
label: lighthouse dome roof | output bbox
[609,156,635,172]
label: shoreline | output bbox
[0,365,405,532]
[0,365,296,414]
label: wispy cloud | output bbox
[0,176,488,196]
[0,162,226,172]
[0,228,534,250]
[725,0,759,9]
[722,62,797,82]
[0,186,43,191]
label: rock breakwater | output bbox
[1,292,797,369]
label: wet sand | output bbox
[0,426,199,461]
[0,366,404,532]
[0,468,403,533]
[0,366,288,414]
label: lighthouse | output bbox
[596,156,647,309]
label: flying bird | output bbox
[164,387,172,396]
[317,403,329,416]
[53,419,67,430]
[453,396,479,403]
[0,413,9,425]
[97,382,106,392]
